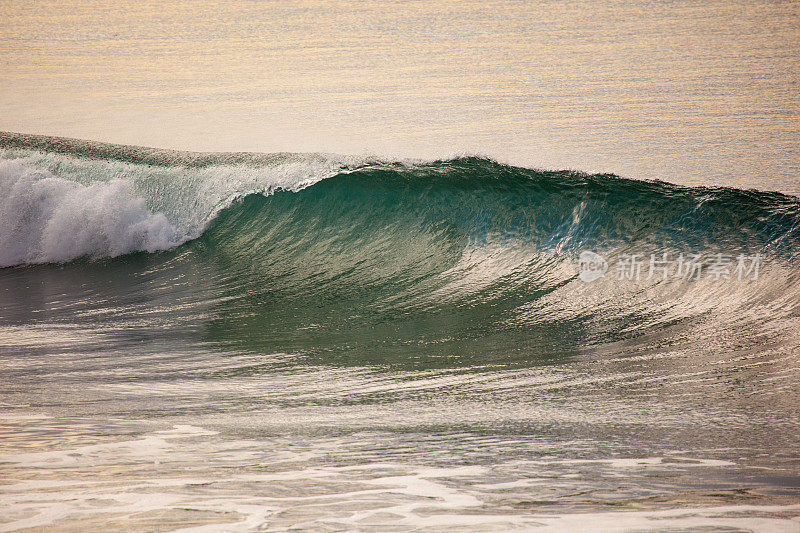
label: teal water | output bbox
[1,135,799,530]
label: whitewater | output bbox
[1,133,800,532]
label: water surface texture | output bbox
[1,0,800,531]
[0,0,799,192]
[0,135,799,531]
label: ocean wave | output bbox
[1,132,798,273]
[0,132,368,266]
[2,133,800,370]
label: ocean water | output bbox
[1,0,799,193]
[0,133,799,531]
[1,0,800,531]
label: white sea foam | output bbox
[1,424,798,533]
[0,160,178,267]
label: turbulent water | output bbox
[1,133,800,532]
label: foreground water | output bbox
[1,134,799,531]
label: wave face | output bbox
[2,133,799,363]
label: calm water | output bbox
[1,0,799,192]
[1,1,800,532]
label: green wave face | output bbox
[1,134,799,369]
[181,160,799,365]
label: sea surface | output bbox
[0,0,798,193]
[1,0,800,531]
[0,133,799,531]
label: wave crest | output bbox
[1,133,798,272]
